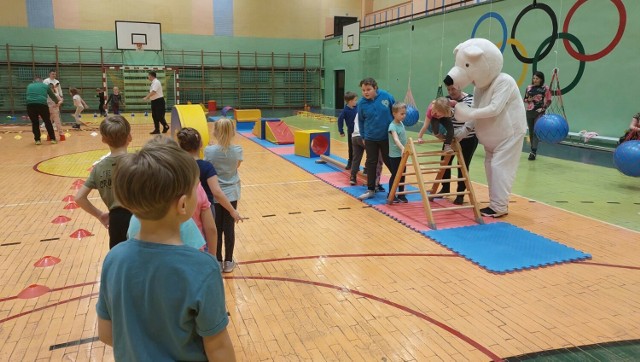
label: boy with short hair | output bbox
[357,77,395,200]
[75,115,133,249]
[97,137,235,361]
[338,91,358,169]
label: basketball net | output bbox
[134,43,144,52]
[546,68,567,122]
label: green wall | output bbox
[323,0,639,137]
[0,27,322,65]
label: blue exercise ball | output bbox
[534,114,569,143]
[613,140,640,177]
[404,105,420,127]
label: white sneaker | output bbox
[357,190,375,200]
[223,260,236,273]
[443,144,454,154]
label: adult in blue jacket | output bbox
[356,78,395,200]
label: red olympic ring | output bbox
[562,0,626,62]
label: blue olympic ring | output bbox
[471,12,507,53]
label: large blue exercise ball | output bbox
[404,105,420,127]
[613,140,640,177]
[534,114,569,143]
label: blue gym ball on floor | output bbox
[534,114,569,143]
[613,140,640,177]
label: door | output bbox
[334,70,345,109]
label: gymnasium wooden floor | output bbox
[0,116,638,361]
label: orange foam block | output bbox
[51,215,71,224]
[34,256,61,267]
[70,229,93,239]
[17,284,51,299]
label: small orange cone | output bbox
[63,201,80,210]
[52,215,71,224]
[70,229,93,239]
[62,195,74,202]
[17,284,51,299]
[34,256,61,267]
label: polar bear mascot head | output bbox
[443,38,502,89]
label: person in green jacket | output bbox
[26,76,61,145]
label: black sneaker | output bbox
[150,130,161,135]
[453,195,464,205]
[71,124,81,129]
[376,185,385,193]
[528,152,536,161]
[349,178,356,186]
[162,125,170,134]
[345,163,352,170]
[397,195,409,203]
[480,207,508,218]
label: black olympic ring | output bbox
[532,32,585,95]
[510,2,558,64]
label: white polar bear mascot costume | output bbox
[443,38,527,217]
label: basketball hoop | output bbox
[134,43,144,52]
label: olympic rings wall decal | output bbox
[511,3,558,64]
[496,39,529,87]
[470,1,627,94]
[533,32,585,94]
[562,0,626,62]
[471,12,508,53]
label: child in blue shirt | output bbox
[357,77,395,200]
[388,103,408,203]
[337,91,358,169]
[97,136,235,361]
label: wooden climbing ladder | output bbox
[388,137,484,229]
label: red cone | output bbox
[64,202,79,210]
[62,195,75,202]
[71,179,84,186]
[70,229,93,239]
[34,256,61,267]
[17,284,51,299]
[51,215,71,224]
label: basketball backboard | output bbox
[115,21,162,51]
[342,22,360,52]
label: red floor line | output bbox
[50,280,99,292]
[225,275,503,362]
[239,253,459,265]
[0,293,98,324]
[0,255,458,302]
[0,295,17,303]
[574,261,640,271]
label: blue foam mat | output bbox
[245,135,293,149]
[423,222,591,273]
[340,186,391,205]
[281,154,340,174]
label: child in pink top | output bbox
[193,183,212,235]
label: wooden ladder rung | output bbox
[431,205,476,212]
[396,189,421,195]
[428,191,469,197]
[412,139,443,144]
[423,178,466,184]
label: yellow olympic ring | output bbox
[496,38,528,87]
